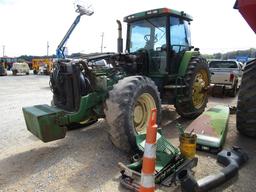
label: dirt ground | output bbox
[0,75,255,192]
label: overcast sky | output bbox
[0,0,256,57]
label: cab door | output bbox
[145,16,168,76]
[169,16,191,74]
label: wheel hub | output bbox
[192,70,208,109]
[133,93,156,134]
[134,105,144,125]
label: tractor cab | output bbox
[124,8,193,76]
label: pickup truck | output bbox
[209,60,242,97]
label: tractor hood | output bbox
[234,0,256,33]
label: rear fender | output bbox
[178,51,200,76]
[67,92,106,123]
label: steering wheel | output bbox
[144,34,158,43]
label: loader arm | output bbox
[56,5,93,59]
[56,15,82,58]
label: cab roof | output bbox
[124,8,193,22]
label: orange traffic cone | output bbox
[139,108,157,192]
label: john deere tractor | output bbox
[23,8,210,152]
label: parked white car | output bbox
[12,62,30,75]
[209,60,242,96]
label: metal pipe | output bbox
[116,20,123,53]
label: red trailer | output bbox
[235,0,256,137]
[0,56,17,70]
[234,0,256,33]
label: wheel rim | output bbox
[80,116,97,124]
[133,93,156,134]
[192,69,208,109]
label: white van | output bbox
[12,62,30,75]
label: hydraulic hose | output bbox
[178,147,248,192]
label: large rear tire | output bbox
[230,81,238,97]
[237,59,256,137]
[104,76,161,152]
[175,56,210,119]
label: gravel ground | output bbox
[0,74,255,192]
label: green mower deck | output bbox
[185,105,230,151]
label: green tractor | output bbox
[23,8,210,152]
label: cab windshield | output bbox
[128,16,166,53]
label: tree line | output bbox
[203,48,256,60]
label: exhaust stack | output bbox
[116,20,123,53]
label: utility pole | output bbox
[2,45,5,57]
[100,32,104,53]
[47,41,49,56]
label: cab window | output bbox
[170,17,190,53]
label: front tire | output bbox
[230,82,237,97]
[12,70,17,76]
[33,70,38,75]
[237,59,256,137]
[175,56,210,119]
[104,76,161,152]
